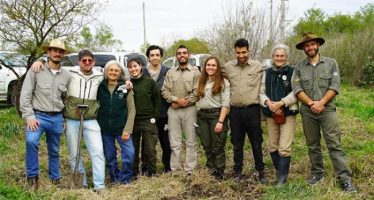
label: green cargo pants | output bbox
[300,104,352,183]
[197,109,228,174]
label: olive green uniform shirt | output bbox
[292,55,340,110]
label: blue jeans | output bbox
[26,112,64,180]
[102,134,135,183]
[65,119,105,189]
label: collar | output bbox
[176,64,193,71]
[305,54,326,66]
[233,59,253,66]
[46,62,62,73]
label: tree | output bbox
[288,3,374,85]
[293,8,327,36]
[0,0,101,109]
[0,0,102,67]
[200,1,284,62]
[74,23,123,52]
[164,38,209,58]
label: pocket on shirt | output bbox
[300,76,312,90]
[244,72,259,87]
[37,84,52,96]
[318,73,332,88]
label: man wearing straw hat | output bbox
[292,32,357,193]
[20,39,71,189]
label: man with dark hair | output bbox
[20,39,71,189]
[142,45,171,173]
[63,49,106,191]
[161,45,200,174]
[222,38,268,183]
[292,32,356,193]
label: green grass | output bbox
[0,84,373,199]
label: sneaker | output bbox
[307,175,324,185]
[341,182,357,193]
[93,188,105,194]
[258,170,269,184]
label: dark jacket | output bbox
[131,75,161,120]
[261,65,298,117]
[97,80,128,135]
[142,65,170,118]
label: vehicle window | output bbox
[61,56,74,67]
[0,53,26,67]
[163,59,173,68]
[199,55,210,68]
[94,55,117,68]
[68,55,79,66]
[189,58,196,66]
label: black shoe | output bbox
[341,181,357,193]
[307,175,324,185]
[27,176,38,190]
[233,172,243,182]
[258,170,269,184]
[212,170,224,180]
[162,167,171,173]
[51,178,60,185]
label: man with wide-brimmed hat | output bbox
[292,32,357,193]
[20,38,71,189]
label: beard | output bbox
[51,59,61,64]
[178,60,188,65]
[304,47,319,58]
[49,56,62,64]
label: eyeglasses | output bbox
[81,59,93,64]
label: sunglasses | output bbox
[81,59,94,64]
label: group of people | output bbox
[20,32,357,193]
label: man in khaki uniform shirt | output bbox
[161,45,201,174]
[222,38,268,183]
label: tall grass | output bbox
[0,84,373,199]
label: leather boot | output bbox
[27,176,38,190]
[276,156,291,188]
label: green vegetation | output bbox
[0,84,373,199]
[289,4,374,85]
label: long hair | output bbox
[197,56,227,97]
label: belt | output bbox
[231,104,259,109]
[199,108,221,113]
[34,109,62,116]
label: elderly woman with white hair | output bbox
[97,60,136,184]
[259,44,299,187]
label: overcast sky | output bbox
[97,0,372,52]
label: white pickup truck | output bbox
[0,52,27,104]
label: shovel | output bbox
[70,104,88,189]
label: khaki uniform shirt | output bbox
[292,55,340,110]
[222,59,264,106]
[20,63,70,121]
[161,64,200,105]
